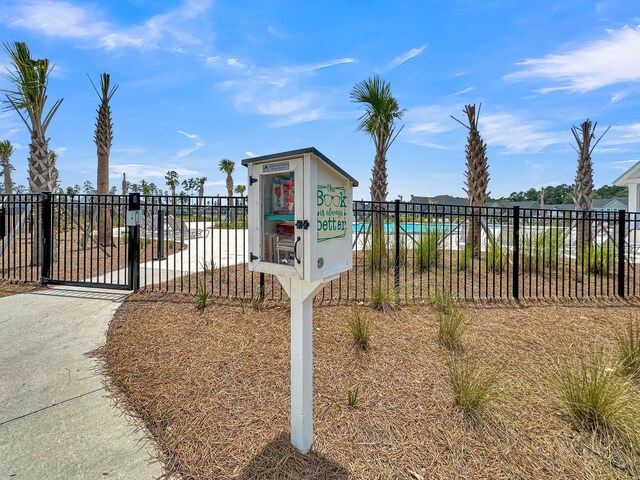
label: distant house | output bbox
[487,200,540,209]
[614,160,640,212]
[592,197,627,212]
[410,195,468,215]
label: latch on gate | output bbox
[249,176,258,185]
[250,253,258,262]
[295,220,309,230]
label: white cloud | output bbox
[480,113,567,153]
[245,151,256,157]
[450,86,475,96]
[177,130,199,139]
[282,58,355,74]
[207,55,352,127]
[173,141,204,160]
[110,163,200,179]
[600,159,639,170]
[388,45,426,70]
[505,25,640,93]
[604,122,640,145]
[2,0,213,51]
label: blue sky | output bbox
[0,0,639,199]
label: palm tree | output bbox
[219,159,235,223]
[571,120,609,250]
[165,170,179,198]
[350,75,404,220]
[196,176,207,207]
[2,42,63,193]
[89,73,117,245]
[452,104,490,256]
[234,184,246,196]
[49,150,59,191]
[0,140,15,194]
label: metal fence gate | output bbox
[0,193,137,290]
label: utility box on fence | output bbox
[242,147,358,454]
[243,147,358,283]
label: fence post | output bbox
[618,209,626,298]
[40,192,52,284]
[512,206,520,300]
[394,199,400,302]
[127,193,141,291]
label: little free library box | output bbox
[242,147,359,283]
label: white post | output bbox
[289,277,314,453]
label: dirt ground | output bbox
[96,295,640,479]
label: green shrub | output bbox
[448,356,498,416]
[195,283,208,310]
[347,384,360,409]
[431,289,456,315]
[347,307,372,349]
[554,351,636,439]
[415,230,440,271]
[616,319,640,381]
[438,307,466,351]
[486,240,507,272]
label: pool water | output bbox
[353,222,455,234]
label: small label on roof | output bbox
[262,161,290,173]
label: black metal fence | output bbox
[1,194,639,302]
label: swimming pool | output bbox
[352,222,455,234]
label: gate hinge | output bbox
[249,176,258,185]
[250,253,258,261]
[295,220,310,230]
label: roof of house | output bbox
[592,197,628,209]
[614,160,640,186]
[241,147,358,186]
[487,201,540,209]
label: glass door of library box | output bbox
[253,158,304,279]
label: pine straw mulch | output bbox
[0,280,43,298]
[94,295,640,479]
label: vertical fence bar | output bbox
[40,192,52,284]
[512,206,520,300]
[394,199,400,302]
[618,209,626,298]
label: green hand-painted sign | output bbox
[317,184,347,242]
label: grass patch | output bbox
[447,355,498,417]
[486,239,507,272]
[347,306,372,350]
[431,289,456,315]
[457,246,475,271]
[366,229,387,271]
[347,384,360,409]
[195,284,208,311]
[371,282,397,311]
[437,307,466,351]
[553,350,637,440]
[616,318,640,381]
[579,242,616,276]
[414,230,440,271]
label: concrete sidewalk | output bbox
[0,286,162,479]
